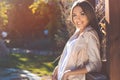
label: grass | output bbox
[0,53,58,76]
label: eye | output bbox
[80,11,85,15]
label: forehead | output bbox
[72,6,83,13]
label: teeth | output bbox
[77,22,82,25]
[77,23,81,25]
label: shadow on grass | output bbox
[0,53,58,76]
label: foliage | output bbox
[29,0,48,14]
[0,53,57,76]
[95,0,105,21]
[60,0,75,35]
[0,1,10,29]
[54,24,69,50]
[53,0,72,50]
[29,0,69,50]
[0,0,64,49]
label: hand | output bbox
[62,73,69,80]
[52,74,57,80]
[52,66,58,80]
[62,70,71,80]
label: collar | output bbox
[84,26,93,32]
[75,25,93,32]
[79,26,93,37]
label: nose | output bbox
[75,16,81,22]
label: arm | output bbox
[52,66,58,80]
[85,34,102,72]
[62,67,88,80]
[63,32,102,80]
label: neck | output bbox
[75,28,80,32]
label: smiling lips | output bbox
[77,21,83,26]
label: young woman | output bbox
[52,0,102,80]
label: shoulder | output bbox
[86,29,98,36]
[83,29,100,43]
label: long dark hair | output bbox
[70,1,102,42]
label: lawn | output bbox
[0,53,58,76]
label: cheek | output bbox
[73,20,78,26]
[84,17,89,25]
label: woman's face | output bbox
[72,6,89,31]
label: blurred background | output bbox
[0,0,70,79]
[0,0,120,80]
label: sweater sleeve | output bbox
[85,33,102,72]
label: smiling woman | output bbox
[72,6,89,32]
[52,0,102,80]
